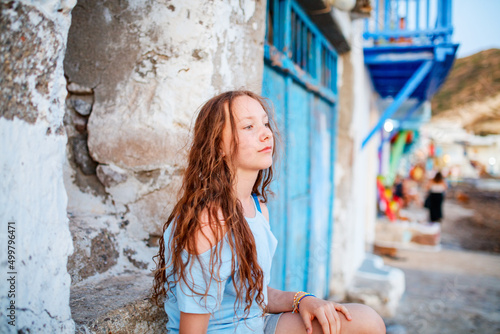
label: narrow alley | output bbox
[382,182,500,334]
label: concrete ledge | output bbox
[375,220,441,252]
[71,273,167,333]
[346,254,405,317]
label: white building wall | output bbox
[330,11,378,298]
[350,21,378,259]
[330,12,405,315]
[0,0,76,332]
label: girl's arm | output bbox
[267,287,295,313]
[179,312,210,334]
[261,204,297,313]
[177,208,228,333]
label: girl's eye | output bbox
[265,122,270,128]
[244,125,253,130]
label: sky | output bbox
[452,0,500,58]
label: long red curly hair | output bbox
[151,90,279,317]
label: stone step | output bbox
[70,272,167,333]
[346,253,405,318]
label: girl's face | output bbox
[221,95,274,174]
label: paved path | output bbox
[382,201,500,334]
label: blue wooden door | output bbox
[262,0,338,298]
[284,80,311,290]
[308,96,335,296]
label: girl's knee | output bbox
[345,303,386,334]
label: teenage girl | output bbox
[152,91,386,334]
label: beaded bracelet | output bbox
[296,293,315,312]
[292,291,306,313]
[292,291,316,313]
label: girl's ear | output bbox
[219,144,227,158]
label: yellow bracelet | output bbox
[293,292,316,313]
[292,291,306,313]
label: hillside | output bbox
[432,48,500,115]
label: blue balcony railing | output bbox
[364,0,453,46]
[361,0,458,148]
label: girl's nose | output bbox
[261,127,272,141]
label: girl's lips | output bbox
[259,146,273,153]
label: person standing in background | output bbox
[425,172,447,223]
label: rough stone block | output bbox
[71,134,98,175]
[72,113,89,134]
[96,164,128,188]
[68,217,120,285]
[65,0,266,170]
[1,2,60,124]
[127,180,182,237]
[67,82,93,95]
[67,96,93,116]
[71,273,167,334]
[346,254,405,318]
[88,121,190,170]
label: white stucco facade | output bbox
[330,11,379,297]
[0,0,76,332]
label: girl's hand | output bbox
[298,297,352,334]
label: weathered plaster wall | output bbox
[0,1,76,332]
[330,12,377,298]
[363,88,380,249]
[63,0,267,284]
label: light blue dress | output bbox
[163,195,278,333]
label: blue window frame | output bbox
[265,0,338,102]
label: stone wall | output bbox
[0,0,76,332]
[63,0,267,284]
[0,0,266,331]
